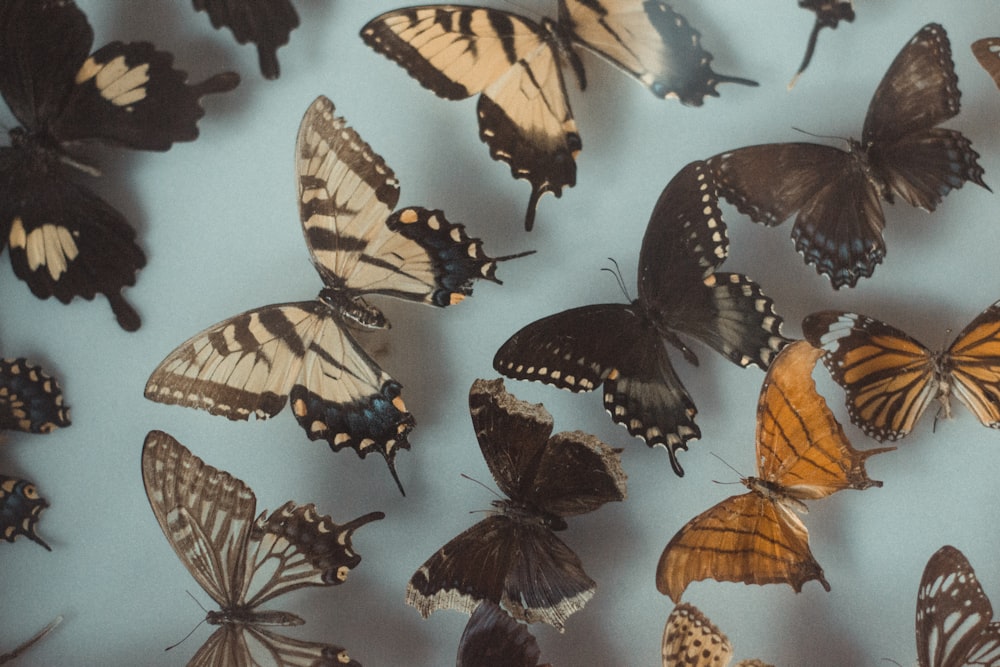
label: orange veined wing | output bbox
[942,301,1000,430]
[662,603,774,667]
[655,341,891,602]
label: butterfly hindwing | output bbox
[944,302,1000,429]
[0,358,71,433]
[0,475,50,550]
[457,601,545,667]
[193,0,301,79]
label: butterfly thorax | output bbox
[541,17,586,91]
[493,498,568,532]
[744,476,808,515]
[205,607,305,627]
[932,353,956,421]
[318,288,388,330]
[847,137,893,202]
[638,299,701,366]
[7,125,99,177]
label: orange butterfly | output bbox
[802,303,1000,442]
[656,340,892,602]
[662,603,772,667]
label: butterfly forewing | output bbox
[917,546,1000,667]
[457,601,545,667]
[973,38,1000,88]
[193,0,300,79]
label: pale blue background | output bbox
[3,1,1000,665]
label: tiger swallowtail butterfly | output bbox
[662,603,772,667]
[361,2,757,231]
[406,378,626,632]
[0,357,71,550]
[656,341,892,602]
[0,0,239,331]
[494,160,788,477]
[973,38,1000,89]
[916,546,1000,667]
[145,95,529,495]
[457,601,550,667]
[192,0,300,79]
[141,430,380,667]
[708,23,989,290]
[1,616,62,665]
[802,302,1000,442]
[790,0,855,89]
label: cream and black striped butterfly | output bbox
[192,0,300,79]
[142,430,382,667]
[361,2,756,231]
[803,302,1000,442]
[662,603,772,667]
[0,0,238,330]
[916,546,1000,667]
[145,95,527,494]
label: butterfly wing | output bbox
[973,38,1000,89]
[802,310,938,441]
[0,475,50,550]
[756,340,892,495]
[944,301,1000,429]
[361,7,580,231]
[662,603,734,667]
[406,514,595,631]
[863,24,987,211]
[494,303,699,475]
[655,490,826,603]
[916,546,1000,667]
[297,95,512,306]
[193,0,300,79]
[708,142,886,289]
[561,0,756,105]
[640,160,788,370]
[790,1,855,87]
[0,358,71,433]
[141,430,256,609]
[457,601,545,667]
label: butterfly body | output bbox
[204,607,304,627]
[362,2,755,230]
[709,23,988,290]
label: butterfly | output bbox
[192,0,300,79]
[141,429,381,667]
[0,0,239,331]
[656,340,892,602]
[361,2,756,231]
[802,303,1000,442]
[662,603,772,667]
[406,378,627,631]
[973,38,1000,89]
[707,23,989,290]
[0,357,71,550]
[457,601,550,667]
[145,96,528,495]
[1,616,62,666]
[916,545,1000,667]
[494,160,788,477]
[790,1,855,88]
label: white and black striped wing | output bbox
[189,624,361,667]
[916,546,1000,667]
[144,302,415,485]
[361,8,580,231]
[297,95,511,305]
[141,430,257,610]
[560,0,756,105]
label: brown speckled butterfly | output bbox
[142,430,381,666]
[656,341,891,602]
[662,603,772,667]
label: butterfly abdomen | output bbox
[205,607,304,627]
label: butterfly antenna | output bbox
[791,126,847,144]
[0,616,62,663]
[164,618,207,652]
[460,473,503,501]
[601,258,632,301]
[709,452,745,483]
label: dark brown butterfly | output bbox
[790,1,855,88]
[142,430,380,666]
[802,303,1000,442]
[656,341,891,602]
[192,0,300,79]
[361,2,756,231]
[708,23,989,290]
[917,546,1000,667]
[457,601,550,667]
[494,161,788,476]
[406,378,626,631]
[973,38,1000,89]
[0,0,238,330]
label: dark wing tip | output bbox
[108,293,141,331]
